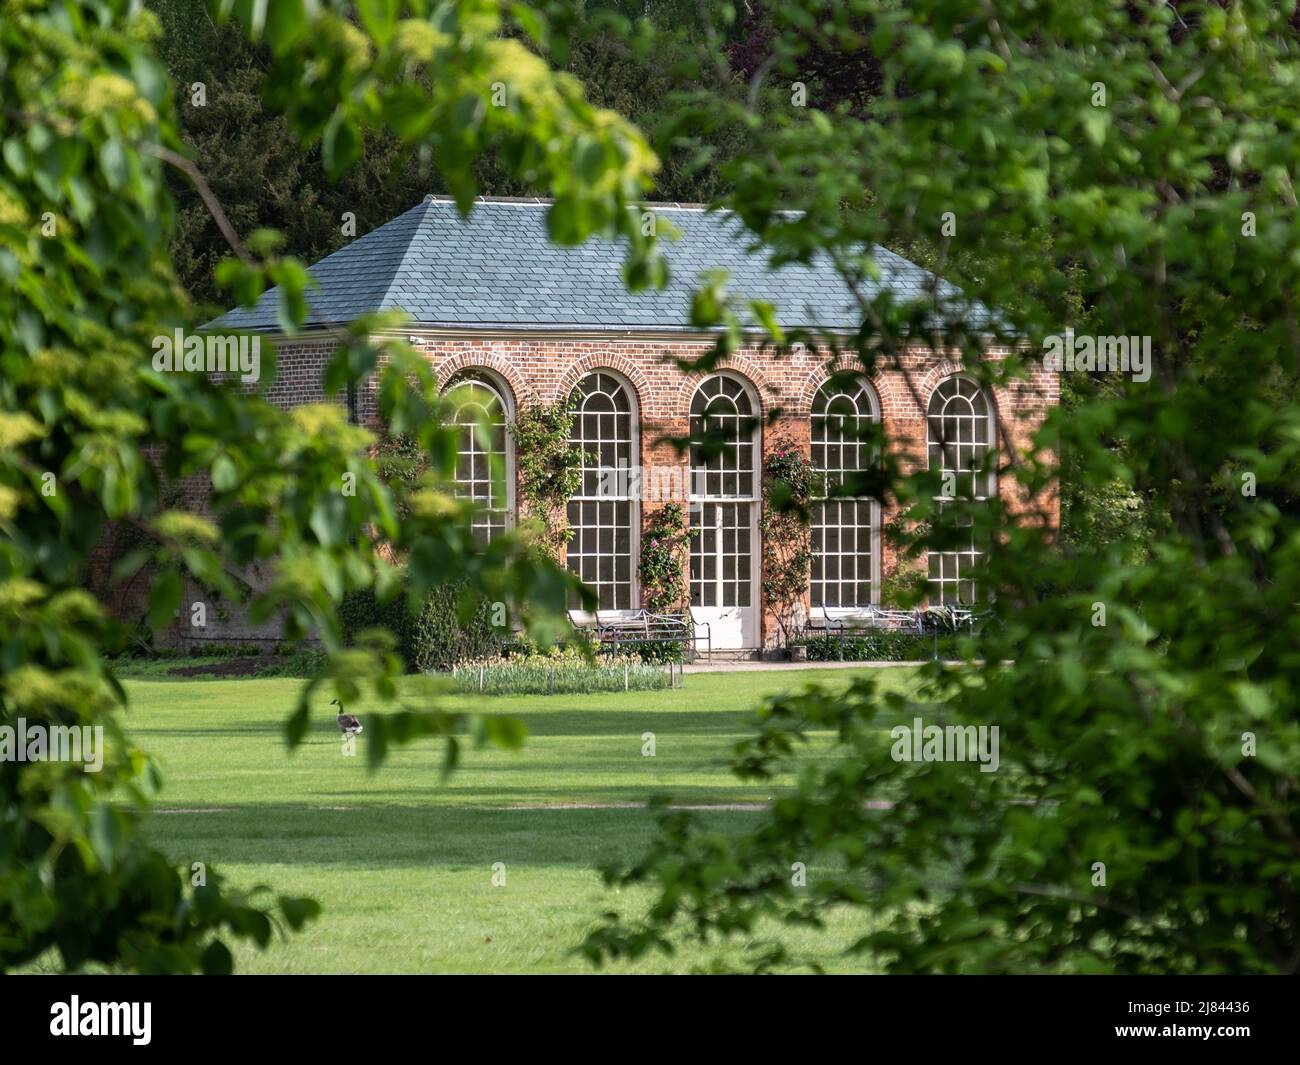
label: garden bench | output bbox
[802,605,986,660]
[567,609,711,661]
[805,605,925,637]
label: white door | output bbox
[690,502,757,649]
[688,373,761,650]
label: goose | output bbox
[330,698,363,735]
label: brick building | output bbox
[212,197,1058,652]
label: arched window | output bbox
[689,374,759,635]
[690,373,758,500]
[446,373,512,544]
[926,375,995,604]
[811,379,880,609]
[566,371,637,609]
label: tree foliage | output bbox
[8,0,1298,978]
[581,0,1300,973]
[0,0,656,972]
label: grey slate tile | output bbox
[207,197,997,333]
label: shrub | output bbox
[339,585,411,649]
[190,642,265,658]
[409,585,501,672]
[499,632,686,664]
[340,581,501,673]
[607,639,685,664]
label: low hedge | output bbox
[796,631,966,662]
[599,638,685,664]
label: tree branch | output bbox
[140,143,254,266]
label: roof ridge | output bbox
[375,198,438,314]
[422,194,715,211]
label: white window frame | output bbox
[811,378,882,616]
[926,374,996,606]
[566,370,639,610]
[688,372,760,611]
[446,371,515,543]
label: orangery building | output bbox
[211,196,1058,652]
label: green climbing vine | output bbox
[761,437,817,647]
[373,432,426,518]
[639,503,692,613]
[511,402,588,559]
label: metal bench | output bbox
[567,609,711,661]
[804,605,985,659]
[806,605,924,637]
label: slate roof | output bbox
[208,196,993,333]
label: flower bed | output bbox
[451,653,674,695]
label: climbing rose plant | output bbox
[510,401,590,559]
[760,438,816,647]
[639,503,692,613]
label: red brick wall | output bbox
[389,334,1058,649]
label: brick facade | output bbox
[98,330,1056,651]
[348,330,1058,650]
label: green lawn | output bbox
[118,666,922,973]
